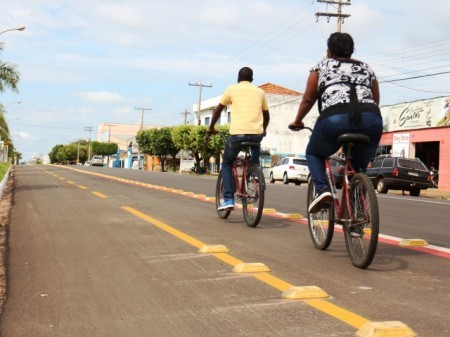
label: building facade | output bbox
[97,123,158,169]
[196,85,449,190]
[379,96,450,189]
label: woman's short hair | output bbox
[327,32,354,58]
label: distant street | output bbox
[1,165,449,337]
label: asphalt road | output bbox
[1,165,449,337]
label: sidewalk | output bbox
[388,188,450,200]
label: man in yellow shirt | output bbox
[208,67,270,210]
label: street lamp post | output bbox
[0,26,26,35]
[1,101,21,114]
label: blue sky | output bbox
[2,0,450,161]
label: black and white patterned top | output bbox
[312,58,379,116]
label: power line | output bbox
[379,71,450,83]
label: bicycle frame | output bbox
[326,156,356,224]
[231,152,251,199]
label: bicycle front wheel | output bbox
[344,173,379,269]
[242,165,265,227]
[215,170,231,219]
[307,178,334,250]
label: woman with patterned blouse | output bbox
[289,32,383,213]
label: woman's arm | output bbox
[290,71,319,127]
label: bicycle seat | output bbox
[337,133,370,145]
[240,142,260,149]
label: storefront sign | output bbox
[392,133,410,158]
[381,96,450,132]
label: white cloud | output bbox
[74,91,129,104]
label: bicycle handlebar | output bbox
[288,124,312,132]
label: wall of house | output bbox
[263,94,319,156]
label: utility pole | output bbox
[104,124,116,142]
[189,82,212,125]
[180,109,192,125]
[134,107,150,170]
[135,107,151,130]
[85,126,93,160]
[315,0,351,32]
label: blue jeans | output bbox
[306,112,383,193]
[222,134,264,200]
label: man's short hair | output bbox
[238,67,253,82]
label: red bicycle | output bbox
[298,127,380,269]
[215,139,265,227]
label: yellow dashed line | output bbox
[92,191,107,199]
[77,185,88,190]
[121,206,371,330]
[49,165,417,334]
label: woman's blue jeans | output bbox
[306,112,383,193]
[222,134,264,200]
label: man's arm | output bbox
[263,110,270,136]
[207,103,225,134]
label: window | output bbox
[381,158,394,168]
[205,117,210,126]
[371,158,383,168]
[293,159,307,166]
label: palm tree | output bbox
[0,42,20,93]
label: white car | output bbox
[269,157,309,185]
[90,156,104,167]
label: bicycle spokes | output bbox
[242,166,265,227]
[344,174,379,269]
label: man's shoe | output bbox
[308,187,332,213]
[218,199,235,211]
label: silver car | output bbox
[90,156,104,167]
[269,157,309,185]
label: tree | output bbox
[0,43,20,93]
[91,141,118,157]
[136,127,180,172]
[49,144,64,164]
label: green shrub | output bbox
[0,163,10,181]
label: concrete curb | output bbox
[0,165,12,201]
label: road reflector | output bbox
[282,286,329,299]
[399,239,428,247]
[233,262,270,273]
[198,244,230,254]
[357,321,416,337]
[263,208,277,214]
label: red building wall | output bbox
[380,127,450,190]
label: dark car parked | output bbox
[365,156,432,196]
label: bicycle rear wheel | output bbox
[215,170,231,219]
[242,165,265,227]
[344,173,379,269]
[307,178,334,250]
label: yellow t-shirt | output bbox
[220,81,268,135]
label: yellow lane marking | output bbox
[122,206,205,249]
[66,180,75,184]
[305,299,370,329]
[77,185,88,190]
[92,191,107,199]
[121,206,371,330]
